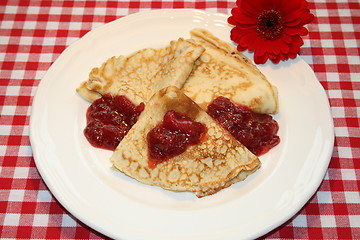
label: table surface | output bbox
[1,0,359,239]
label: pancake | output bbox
[77,38,205,104]
[182,28,279,114]
[110,86,261,197]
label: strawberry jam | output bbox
[84,94,144,150]
[207,96,279,156]
[147,110,207,166]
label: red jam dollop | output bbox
[207,96,280,156]
[147,110,207,167]
[84,94,144,150]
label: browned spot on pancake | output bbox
[236,81,253,91]
[249,97,264,111]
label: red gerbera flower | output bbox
[228,0,314,64]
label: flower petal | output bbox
[283,9,302,23]
[230,27,243,43]
[237,45,248,51]
[280,0,302,16]
[228,16,236,25]
[292,35,304,46]
[281,33,292,44]
[248,36,266,51]
[301,10,315,24]
[280,42,290,54]
[285,17,302,27]
[298,26,308,36]
[237,13,258,24]
[269,55,281,64]
[284,27,301,35]
[254,52,269,64]
[254,41,269,57]
[239,31,260,46]
[229,7,259,26]
[241,0,265,16]
[288,51,298,58]
[236,23,258,30]
[272,38,290,55]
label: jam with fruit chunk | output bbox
[84,94,144,150]
[147,110,207,167]
[207,96,279,156]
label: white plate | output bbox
[30,9,334,240]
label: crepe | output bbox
[110,86,261,197]
[182,28,279,114]
[77,38,205,104]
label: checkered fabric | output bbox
[0,0,359,239]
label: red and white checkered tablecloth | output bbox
[0,0,359,239]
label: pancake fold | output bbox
[183,28,279,114]
[111,86,261,198]
[77,38,205,104]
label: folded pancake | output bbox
[110,86,261,198]
[77,38,205,104]
[182,28,279,114]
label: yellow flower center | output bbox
[257,9,284,40]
